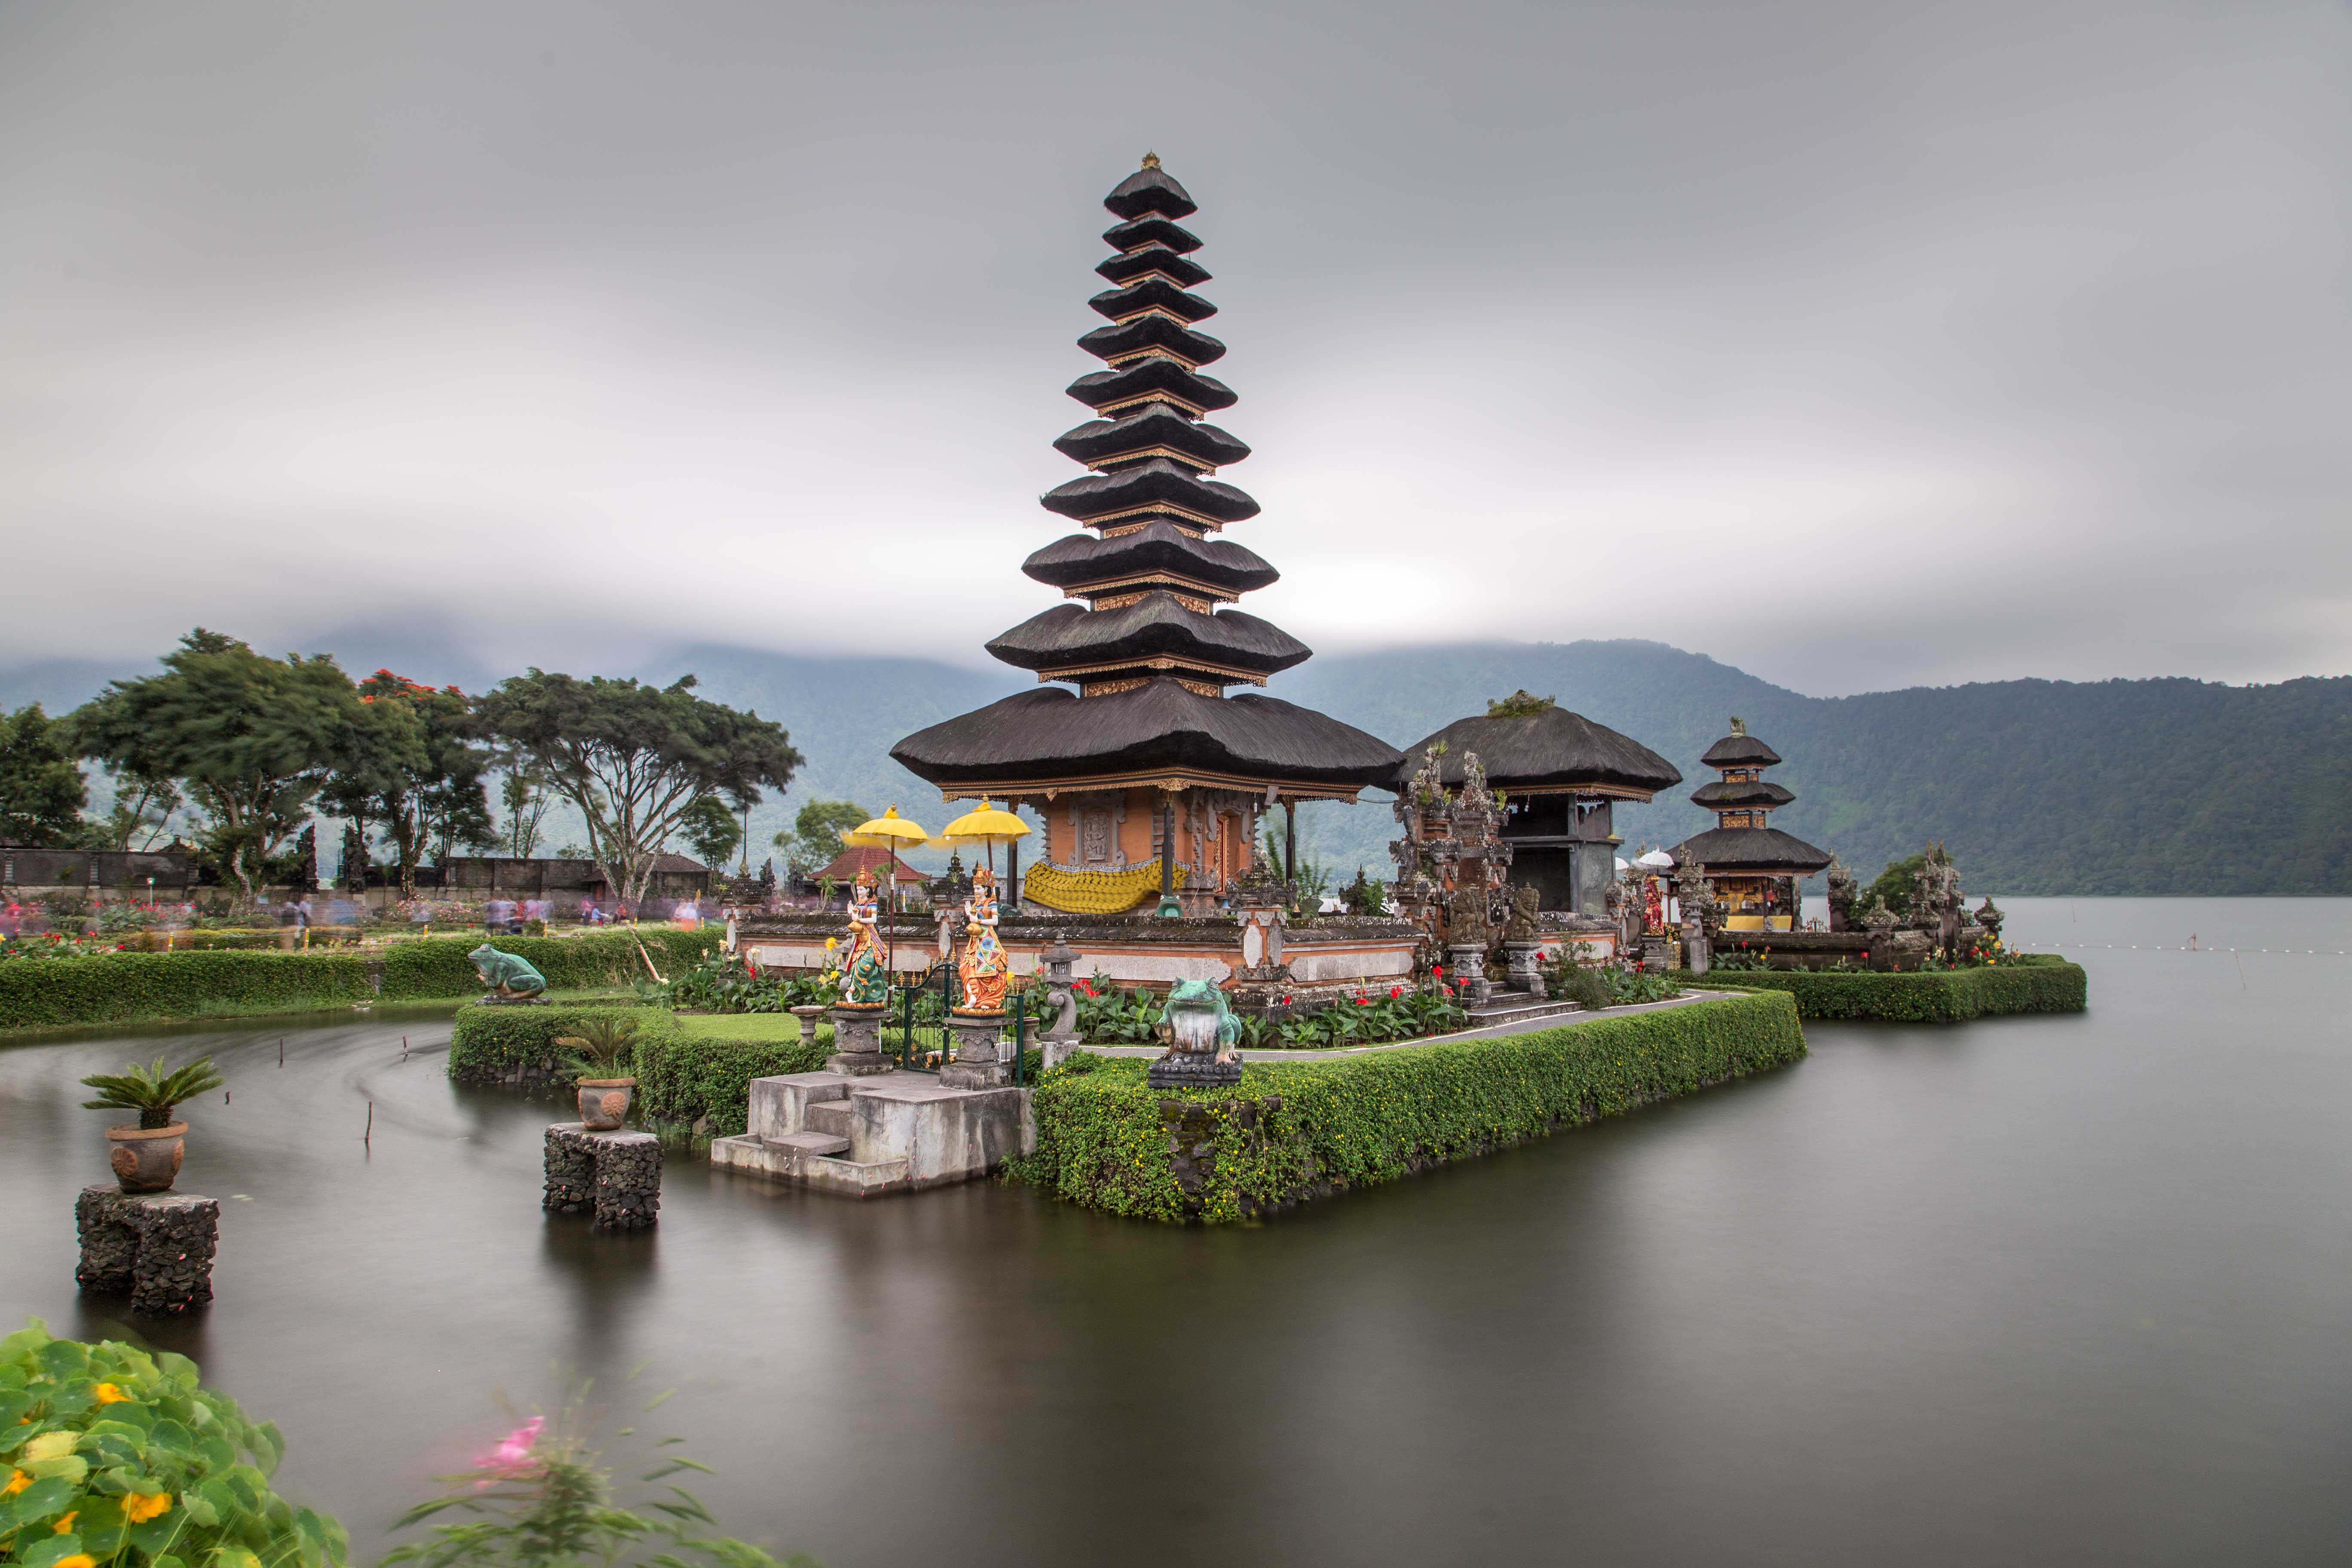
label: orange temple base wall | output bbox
[1033,788,1259,890]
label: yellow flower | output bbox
[3,1468,28,1495]
[56,1556,97,1568]
[24,1431,75,1461]
[122,1493,172,1524]
[54,1511,78,1534]
[91,1384,130,1405]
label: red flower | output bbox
[1430,964,1444,976]
[1389,985,1402,999]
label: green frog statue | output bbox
[1146,977,1243,1088]
[469,943,548,1001]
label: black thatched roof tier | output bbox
[1066,359,1236,416]
[1096,246,1211,290]
[1701,732,1783,767]
[986,594,1309,680]
[1393,708,1682,798]
[1089,278,1217,325]
[1102,214,1201,254]
[1041,458,1259,526]
[1671,826,1833,874]
[1053,404,1249,471]
[1691,778,1795,809]
[892,678,1403,796]
[1022,521,1278,597]
[1078,315,1227,367]
[1102,162,1197,222]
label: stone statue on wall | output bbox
[1911,841,1964,952]
[1825,856,1856,933]
[1504,883,1540,943]
[1673,850,1716,974]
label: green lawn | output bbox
[671,1011,805,1042]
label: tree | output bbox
[678,793,743,872]
[1862,853,1926,922]
[473,671,801,909]
[338,821,371,891]
[0,704,88,846]
[281,823,318,894]
[498,763,554,858]
[85,761,183,853]
[775,798,869,877]
[70,630,371,907]
[322,671,493,898]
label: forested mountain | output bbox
[5,636,2343,894]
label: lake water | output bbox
[3,897,2349,1567]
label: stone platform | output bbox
[76,1187,218,1315]
[710,1070,1032,1197]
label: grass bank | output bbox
[1015,989,1805,1223]
[0,929,723,1035]
[1686,956,2087,1023]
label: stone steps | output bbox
[1465,991,1584,1028]
[805,1100,858,1138]
[765,1129,851,1157]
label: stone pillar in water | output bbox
[76,1187,219,1316]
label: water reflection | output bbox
[1,899,2348,1566]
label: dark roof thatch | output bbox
[1101,214,1201,254]
[1700,732,1782,767]
[1095,246,1211,290]
[1102,163,1197,222]
[1053,404,1248,470]
[986,595,1309,678]
[892,677,1402,791]
[1670,826,1833,874]
[1022,522,1278,597]
[1088,278,1217,325]
[1392,708,1682,796]
[1078,315,1227,368]
[1690,779,1795,809]
[1067,359,1235,416]
[1041,458,1259,525]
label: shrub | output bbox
[634,1022,827,1137]
[447,1004,664,1087]
[1017,990,1805,1222]
[0,1318,349,1568]
[0,930,723,1033]
[1685,956,2086,1022]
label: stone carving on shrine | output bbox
[1389,744,1514,969]
[1674,849,1718,974]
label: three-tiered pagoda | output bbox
[1670,717,1832,931]
[893,156,1402,915]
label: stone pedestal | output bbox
[1681,923,1712,975]
[1503,939,1547,998]
[1146,1048,1241,1090]
[826,1003,894,1075]
[544,1124,662,1229]
[76,1186,218,1315]
[940,1011,1011,1090]
[1448,941,1491,1006]
[1036,935,1083,1069]
[1641,934,1670,970]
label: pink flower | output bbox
[474,1417,544,1481]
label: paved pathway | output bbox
[1077,988,1739,1063]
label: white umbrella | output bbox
[1614,856,1632,873]
[1635,849,1675,870]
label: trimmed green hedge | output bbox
[1684,956,2087,1023]
[0,929,722,1033]
[447,1004,828,1137]
[1017,989,1806,1224]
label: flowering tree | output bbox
[322,671,494,898]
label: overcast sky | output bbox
[2,1,2346,697]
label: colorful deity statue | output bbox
[837,867,890,1008]
[956,865,1012,1014]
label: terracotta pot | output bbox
[106,1123,187,1193]
[577,1078,636,1131]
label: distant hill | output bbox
[5,635,2343,894]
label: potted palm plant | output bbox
[80,1055,224,1192]
[557,1016,640,1131]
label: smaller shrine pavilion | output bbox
[1392,693,1681,918]
[1670,717,1832,931]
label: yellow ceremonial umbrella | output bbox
[935,798,1031,903]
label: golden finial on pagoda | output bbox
[1141,151,1161,169]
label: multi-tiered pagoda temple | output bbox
[894,156,1402,915]
[1670,717,1832,931]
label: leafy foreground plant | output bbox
[0,1317,348,1568]
[383,1408,814,1568]
[78,1057,225,1130]
[556,1016,641,1080]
